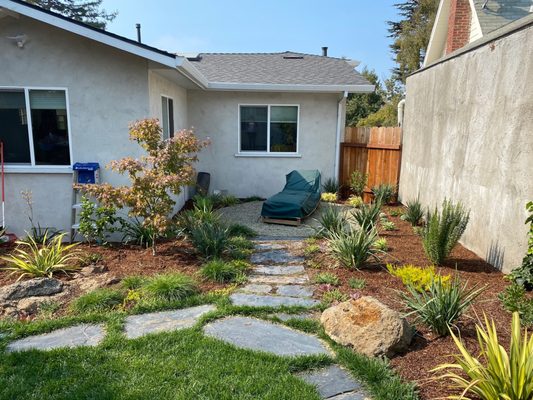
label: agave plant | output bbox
[433,312,533,400]
[1,233,81,280]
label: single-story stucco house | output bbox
[0,0,373,238]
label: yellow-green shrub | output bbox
[347,195,363,208]
[387,264,450,292]
[321,192,338,202]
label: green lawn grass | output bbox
[0,296,418,400]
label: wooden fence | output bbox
[339,127,402,201]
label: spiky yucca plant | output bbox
[351,201,382,232]
[402,197,424,226]
[422,200,470,265]
[433,312,533,400]
[316,205,346,237]
[327,227,382,269]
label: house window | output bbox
[0,88,71,166]
[161,96,174,139]
[239,105,298,153]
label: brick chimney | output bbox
[445,0,471,54]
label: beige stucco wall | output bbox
[399,23,533,272]
[148,71,188,130]
[0,16,188,237]
[187,91,340,199]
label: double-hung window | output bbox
[239,105,298,154]
[161,95,174,139]
[0,88,71,166]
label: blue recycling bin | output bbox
[73,162,100,184]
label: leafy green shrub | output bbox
[348,277,366,289]
[316,205,346,238]
[322,178,340,194]
[433,312,533,400]
[327,227,381,269]
[189,222,230,259]
[144,273,199,301]
[389,208,403,217]
[226,235,253,260]
[421,200,470,265]
[321,192,338,203]
[400,276,483,336]
[381,220,396,231]
[217,195,240,208]
[347,195,363,208]
[38,300,61,318]
[120,218,159,248]
[387,264,450,292]
[80,252,103,266]
[351,202,381,232]
[71,288,125,313]
[200,259,248,283]
[1,233,81,280]
[510,201,533,289]
[402,197,424,226]
[313,272,340,286]
[78,196,118,244]
[350,171,367,197]
[373,237,388,251]
[499,284,533,326]
[304,244,320,257]
[121,275,146,290]
[372,183,396,204]
[227,223,256,238]
[322,288,349,304]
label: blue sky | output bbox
[101,0,399,80]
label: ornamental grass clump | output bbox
[144,273,199,301]
[78,118,209,255]
[1,233,81,280]
[322,178,340,194]
[401,276,483,336]
[402,196,424,226]
[200,259,248,283]
[372,183,396,204]
[351,201,382,232]
[433,312,533,400]
[327,227,382,269]
[421,200,470,265]
[316,205,346,238]
[189,221,230,259]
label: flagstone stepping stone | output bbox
[297,365,366,399]
[7,324,105,352]
[125,304,215,339]
[253,265,305,275]
[328,392,370,400]
[276,285,314,298]
[230,293,320,308]
[251,250,304,265]
[203,316,330,357]
[248,274,309,285]
[239,284,273,294]
[254,243,286,251]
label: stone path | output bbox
[230,241,320,308]
[3,240,369,399]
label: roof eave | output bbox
[206,82,375,93]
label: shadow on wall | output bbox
[486,241,505,272]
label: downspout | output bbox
[397,99,406,127]
[334,91,348,181]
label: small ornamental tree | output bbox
[77,119,208,254]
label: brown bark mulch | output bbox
[304,206,512,400]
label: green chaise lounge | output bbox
[261,170,321,226]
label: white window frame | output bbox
[161,94,174,139]
[236,104,301,158]
[0,86,73,173]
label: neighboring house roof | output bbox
[424,0,533,66]
[0,0,373,93]
[474,0,533,34]
[188,52,369,86]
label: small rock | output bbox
[253,265,305,276]
[75,275,109,292]
[105,276,121,286]
[276,285,314,298]
[239,284,273,294]
[248,275,309,285]
[321,296,413,358]
[297,365,362,398]
[80,265,108,275]
[230,293,320,308]
[16,297,50,314]
[0,278,63,302]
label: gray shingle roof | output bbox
[187,52,370,86]
[474,0,533,34]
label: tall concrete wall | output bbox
[0,16,188,237]
[188,91,340,199]
[399,22,533,273]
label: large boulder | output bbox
[321,296,413,357]
[0,278,63,302]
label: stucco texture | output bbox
[188,91,340,199]
[0,16,187,237]
[399,24,533,272]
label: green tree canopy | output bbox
[26,0,117,29]
[345,68,385,127]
